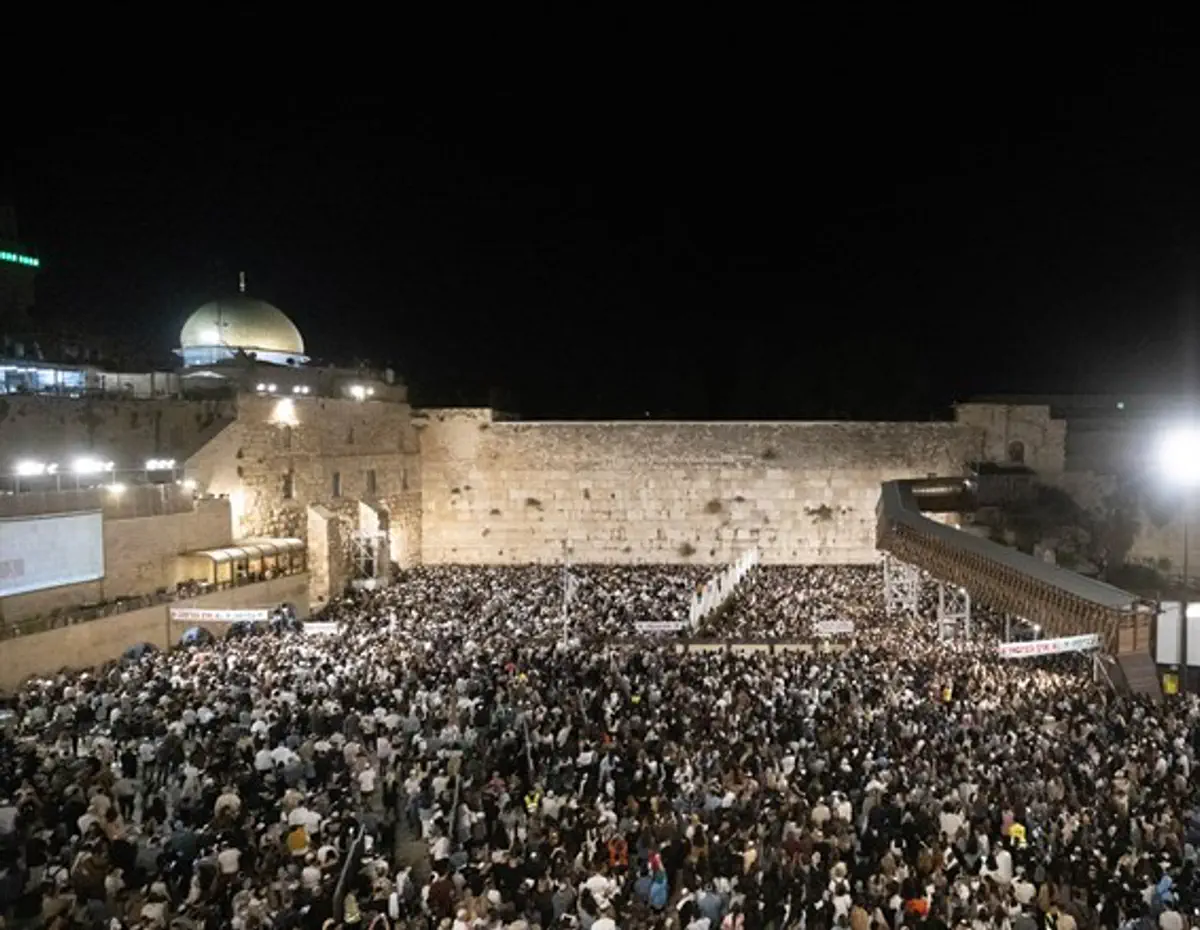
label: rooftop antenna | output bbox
[238,271,246,294]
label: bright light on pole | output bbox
[72,456,109,475]
[1161,426,1200,692]
[1161,428,1200,486]
[14,460,46,477]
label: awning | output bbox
[242,537,305,556]
[203,547,246,564]
[183,537,306,564]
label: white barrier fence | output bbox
[688,549,761,630]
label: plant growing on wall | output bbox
[761,447,779,461]
[805,504,834,522]
[984,481,1142,579]
[704,499,723,514]
[525,497,543,510]
[678,542,696,557]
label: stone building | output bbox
[0,280,1081,601]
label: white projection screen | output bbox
[0,511,105,597]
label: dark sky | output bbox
[5,46,1200,419]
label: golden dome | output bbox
[180,296,305,357]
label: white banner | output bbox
[169,607,272,623]
[303,621,339,636]
[814,619,855,636]
[634,621,688,634]
[997,633,1101,659]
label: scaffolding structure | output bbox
[882,554,922,617]
[936,581,972,640]
[349,529,389,583]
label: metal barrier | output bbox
[876,478,1156,653]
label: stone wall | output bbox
[187,395,421,593]
[0,395,236,469]
[418,409,989,565]
[0,573,310,693]
[0,498,232,623]
[954,403,1066,472]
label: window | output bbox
[282,470,295,500]
[1007,440,1026,464]
[365,468,377,496]
[331,471,342,497]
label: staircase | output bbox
[1114,651,1163,700]
[1112,612,1162,700]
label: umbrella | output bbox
[180,627,214,646]
[122,642,158,662]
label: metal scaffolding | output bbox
[883,554,922,617]
[936,581,972,640]
[349,529,389,583]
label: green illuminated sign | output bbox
[0,251,39,268]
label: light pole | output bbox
[1160,428,1200,691]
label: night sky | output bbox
[5,48,1200,420]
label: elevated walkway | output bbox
[877,477,1159,696]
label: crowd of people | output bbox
[698,567,881,639]
[0,561,1193,930]
[341,566,711,643]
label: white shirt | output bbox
[218,848,241,875]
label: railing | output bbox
[0,481,196,519]
[0,570,307,640]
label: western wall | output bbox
[416,405,1066,565]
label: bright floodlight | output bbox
[270,398,299,427]
[14,460,45,477]
[73,456,107,475]
[1161,428,1200,486]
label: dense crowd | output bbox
[698,567,881,639]
[335,566,711,642]
[699,567,1012,642]
[0,562,1193,930]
